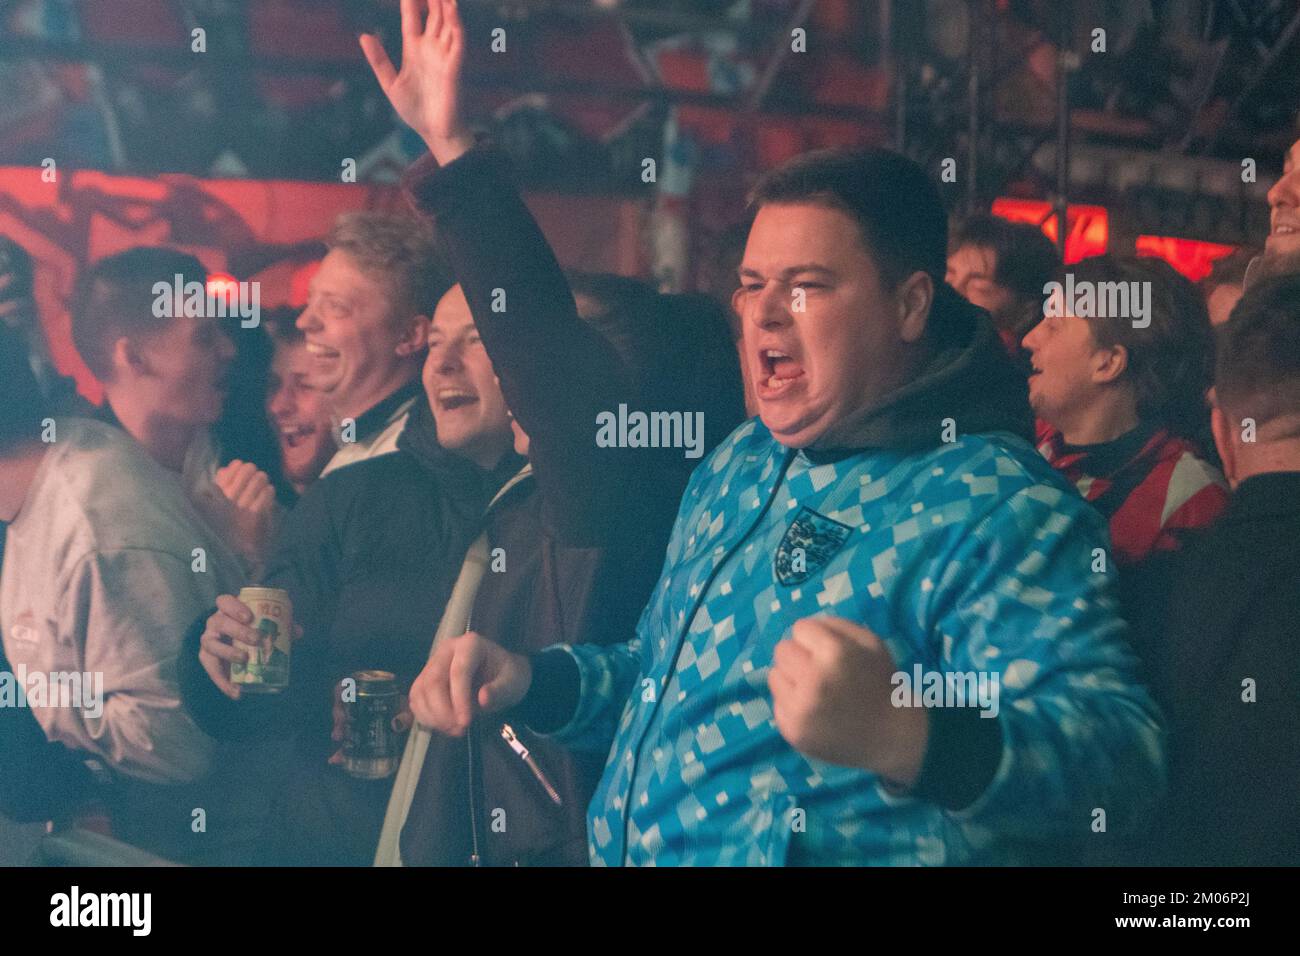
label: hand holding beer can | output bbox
[342,670,403,779]
[230,586,292,693]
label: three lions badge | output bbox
[774,507,853,586]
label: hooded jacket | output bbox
[516,285,1165,865]
[178,399,523,864]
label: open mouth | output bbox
[437,386,479,411]
[279,424,315,449]
[757,348,806,395]
[305,341,341,361]
[1269,217,1300,247]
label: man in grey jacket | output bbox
[0,326,270,863]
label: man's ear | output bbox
[111,335,149,380]
[1091,343,1129,385]
[730,286,747,320]
[1209,394,1237,487]
[395,314,431,357]
[897,272,934,344]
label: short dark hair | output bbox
[0,326,46,451]
[72,247,207,381]
[263,305,305,348]
[952,214,1060,303]
[747,148,948,288]
[1068,254,1213,436]
[1214,272,1300,429]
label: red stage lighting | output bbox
[1134,235,1238,282]
[992,198,1110,265]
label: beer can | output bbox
[342,670,401,779]
[231,587,292,693]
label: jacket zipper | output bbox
[500,723,563,807]
[467,721,482,866]
[463,467,534,867]
[618,448,797,863]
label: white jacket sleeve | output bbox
[52,549,216,785]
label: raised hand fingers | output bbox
[400,0,425,41]
[359,34,399,91]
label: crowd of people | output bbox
[1,0,1297,867]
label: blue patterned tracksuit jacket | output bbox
[546,417,1165,865]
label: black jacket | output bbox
[396,146,746,865]
[178,400,523,865]
[1121,471,1300,866]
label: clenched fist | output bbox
[212,459,278,565]
[769,615,929,787]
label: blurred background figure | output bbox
[0,235,89,414]
[947,214,1061,367]
[1199,246,1258,327]
[1023,254,1227,568]
[71,246,276,571]
[1123,272,1300,866]
[263,308,336,502]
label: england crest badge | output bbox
[774,506,853,586]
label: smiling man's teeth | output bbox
[305,342,338,356]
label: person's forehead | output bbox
[951,243,999,276]
[313,248,381,295]
[430,290,473,333]
[741,202,870,270]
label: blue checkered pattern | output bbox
[551,418,1164,865]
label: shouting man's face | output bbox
[733,203,930,449]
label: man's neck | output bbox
[1230,437,1300,489]
[107,396,199,472]
[1059,392,1141,447]
[330,373,414,425]
[0,442,48,522]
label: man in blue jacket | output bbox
[382,0,1164,866]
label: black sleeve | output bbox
[906,706,1004,812]
[404,147,680,548]
[176,476,347,741]
[0,648,93,822]
[510,647,583,735]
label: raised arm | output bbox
[362,0,678,547]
